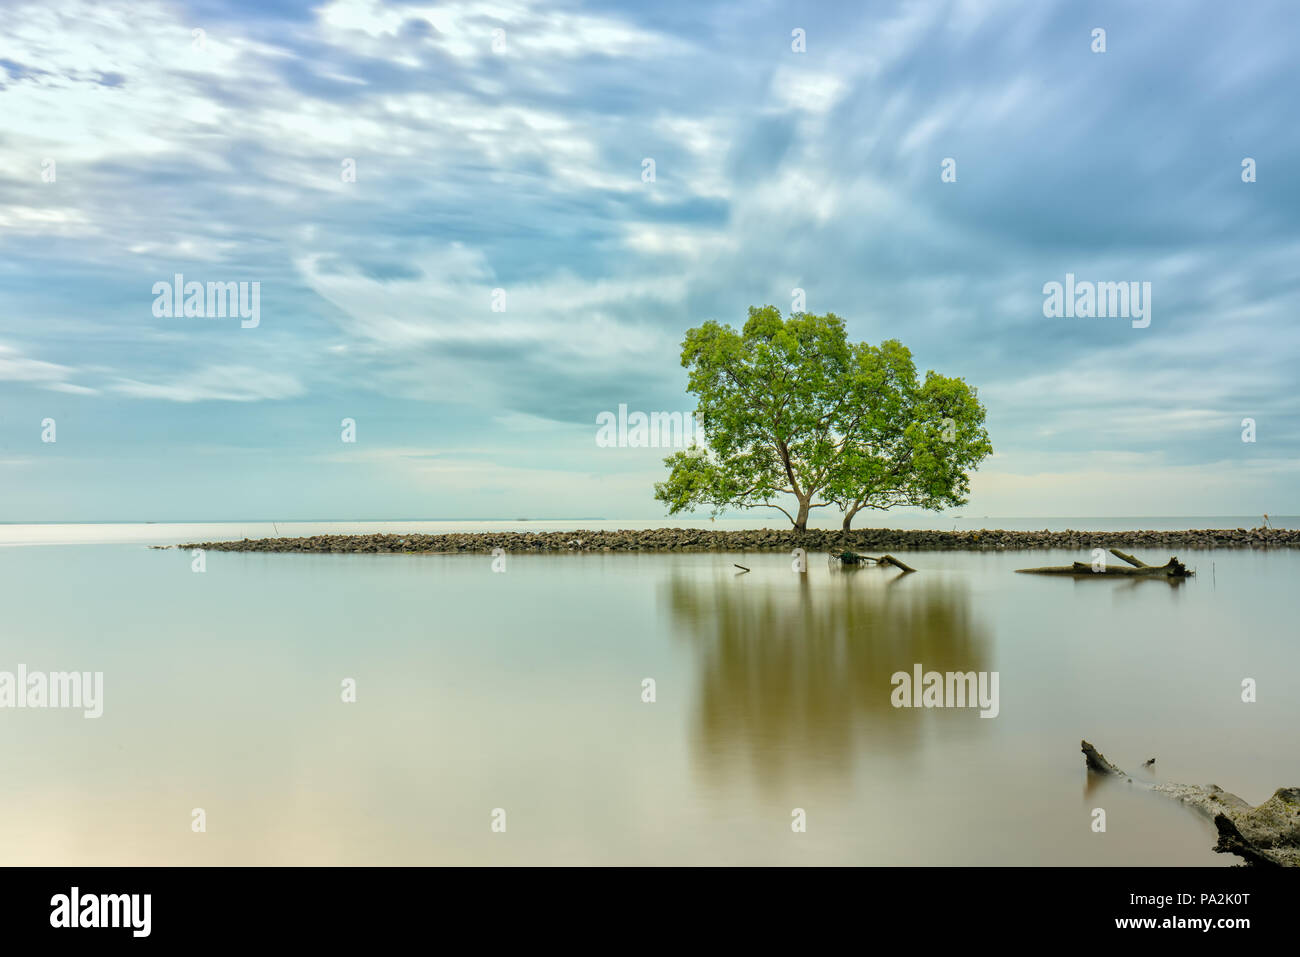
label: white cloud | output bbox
[110,366,304,402]
[623,224,735,260]
[770,68,847,114]
[296,247,683,363]
[317,0,682,61]
[0,343,94,393]
[0,206,96,237]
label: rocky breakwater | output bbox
[176,525,1300,554]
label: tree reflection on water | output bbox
[664,563,995,790]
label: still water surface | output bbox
[2,537,1296,865]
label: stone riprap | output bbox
[176,526,1299,553]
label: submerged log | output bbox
[1080,740,1299,866]
[1017,551,1191,578]
[876,554,917,573]
[838,551,917,573]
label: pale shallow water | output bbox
[1,537,1297,865]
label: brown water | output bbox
[1,542,1296,865]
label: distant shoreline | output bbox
[176,526,1299,553]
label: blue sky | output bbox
[1,0,1297,522]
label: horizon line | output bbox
[2,514,1293,526]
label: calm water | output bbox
[2,531,1297,865]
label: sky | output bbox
[1,0,1297,522]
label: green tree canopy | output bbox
[825,339,993,529]
[653,305,992,531]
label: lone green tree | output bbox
[653,305,991,532]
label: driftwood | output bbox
[1081,739,1127,775]
[1081,740,1299,867]
[1017,550,1192,578]
[838,551,916,573]
[1110,549,1149,568]
[1214,815,1284,868]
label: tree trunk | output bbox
[841,503,861,531]
[793,499,810,533]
